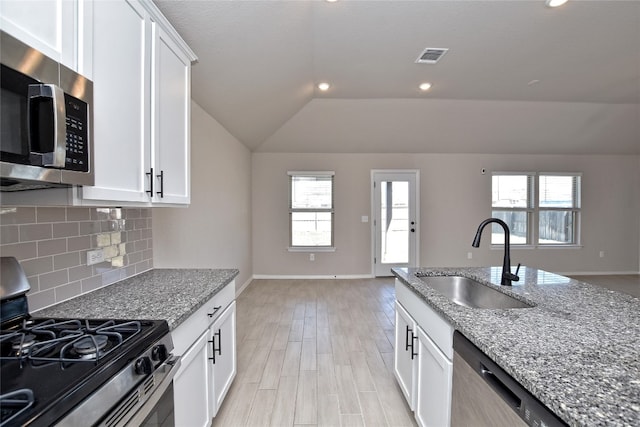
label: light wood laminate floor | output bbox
[213,278,417,427]
[569,274,640,298]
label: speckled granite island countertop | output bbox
[36,269,239,330]
[392,266,640,427]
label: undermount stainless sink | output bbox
[421,276,534,309]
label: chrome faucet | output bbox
[472,218,520,286]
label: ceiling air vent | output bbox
[415,48,449,64]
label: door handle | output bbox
[207,305,222,318]
[156,170,164,198]
[208,329,222,364]
[146,167,154,196]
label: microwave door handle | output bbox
[28,84,67,168]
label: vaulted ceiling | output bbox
[154,0,640,154]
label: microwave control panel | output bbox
[64,94,89,172]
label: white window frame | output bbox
[288,171,335,251]
[491,172,582,248]
[537,173,582,247]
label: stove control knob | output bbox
[151,344,168,361]
[134,357,153,375]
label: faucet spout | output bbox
[472,218,520,286]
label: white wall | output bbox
[153,102,252,288]
[252,153,640,276]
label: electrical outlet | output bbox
[87,249,105,266]
[599,251,605,258]
[467,252,473,259]
[309,253,315,261]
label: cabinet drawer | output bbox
[173,280,235,355]
[396,279,454,359]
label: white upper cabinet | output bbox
[0,0,80,72]
[150,23,191,205]
[79,0,196,206]
[80,0,151,204]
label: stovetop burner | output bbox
[0,317,169,427]
[0,258,175,427]
[0,319,142,366]
[9,334,36,356]
[73,334,108,355]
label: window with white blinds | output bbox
[288,172,334,248]
[491,172,581,246]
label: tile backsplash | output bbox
[0,207,153,311]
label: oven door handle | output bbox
[122,355,181,427]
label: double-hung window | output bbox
[491,172,581,246]
[288,171,334,249]
[538,174,581,245]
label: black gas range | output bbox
[0,257,179,427]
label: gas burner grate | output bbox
[0,388,34,427]
[1,319,142,366]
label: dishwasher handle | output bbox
[480,363,522,411]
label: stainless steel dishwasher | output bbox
[451,331,567,427]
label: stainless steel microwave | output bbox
[0,31,94,191]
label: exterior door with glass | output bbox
[372,171,419,277]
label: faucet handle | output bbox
[504,263,521,282]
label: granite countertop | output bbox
[392,266,640,427]
[36,269,239,330]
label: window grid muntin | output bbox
[491,173,535,245]
[491,172,581,247]
[289,173,335,248]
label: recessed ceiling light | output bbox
[318,82,330,91]
[419,82,432,91]
[545,0,568,8]
[326,0,338,3]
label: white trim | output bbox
[141,0,198,62]
[557,271,640,276]
[236,276,253,297]
[287,171,335,177]
[288,246,336,252]
[370,169,420,277]
[252,274,375,280]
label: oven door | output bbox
[138,380,175,427]
[104,355,181,427]
[57,354,181,427]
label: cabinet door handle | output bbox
[410,333,418,360]
[156,170,164,198]
[405,325,411,351]
[207,305,222,318]
[406,325,418,359]
[145,167,154,196]
[208,329,222,364]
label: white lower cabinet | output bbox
[394,301,418,410]
[210,302,237,415]
[415,325,453,427]
[174,331,212,427]
[172,281,236,427]
[395,279,454,427]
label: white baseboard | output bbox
[556,270,640,276]
[236,276,254,296]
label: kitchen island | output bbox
[36,268,239,329]
[393,266,639,427]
